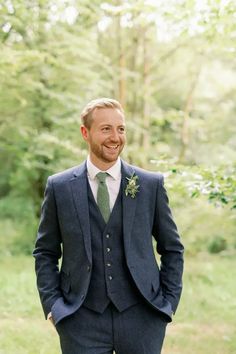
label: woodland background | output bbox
[0,0,236,353]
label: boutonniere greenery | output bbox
[125,173,139,198]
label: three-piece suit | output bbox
[33,160,184,353]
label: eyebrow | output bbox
[99,124,126,127]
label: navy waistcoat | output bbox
[83,182,141,313]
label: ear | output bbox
[81,125,89,141]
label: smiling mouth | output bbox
[104,145,119,150]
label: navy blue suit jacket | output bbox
[33,160,184,325]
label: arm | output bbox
[33,176,63,318]
[152,174,184,313]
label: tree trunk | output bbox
[178,68,201,162]
[141,27,151,151]
[115,2,126,108]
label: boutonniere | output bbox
[125,173,139,198]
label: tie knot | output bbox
[96,172,108,183]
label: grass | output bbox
[0,256,60,354]
[0,254,236,354]
[163,252,236,354]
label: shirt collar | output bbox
[87,157,121,181]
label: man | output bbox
[33,98,184,354]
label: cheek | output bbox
[121,135,126,145]
[90,133,103,143]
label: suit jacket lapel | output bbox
[70,162,92,263]
[121,161,137,256]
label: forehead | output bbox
[92,107,125,124]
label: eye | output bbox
[102,126,110,132]
[118,126,125,133]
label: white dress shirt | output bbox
[86,157,121,211]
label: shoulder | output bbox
[48,162,86,185]
[122,160,163,183]
[133,166,163,181]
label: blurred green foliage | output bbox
[0,0,235,255]
[208,236,227,254]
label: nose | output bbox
[110,129,119,142]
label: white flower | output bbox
[125,173,139,198]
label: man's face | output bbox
[81,108,126,170]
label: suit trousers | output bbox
[55,302,168,354]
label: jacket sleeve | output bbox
[152,174,184,314]
[33,176,63,318]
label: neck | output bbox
[89,155,118,171]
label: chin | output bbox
[105,157,118,163]
[103,155,119,163]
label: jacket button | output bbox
[107,262,111,267]
[81,294,85,299]
[87,266,91,272]
[108,275,113,280]
[106,247,111,252]
[106,234,110,239]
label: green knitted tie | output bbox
[96,172,110,223]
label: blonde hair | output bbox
[81,97,124,129]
